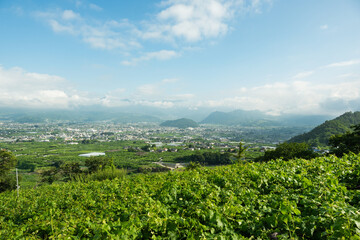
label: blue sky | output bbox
[0,0,359,115]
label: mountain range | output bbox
[0,107,340,129]
[200,109,331,127]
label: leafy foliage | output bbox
[40,168,60,184]
[17,160,36,172]
[0,150,17,175]
[259,142,318,162]
[0,150,17,193]
[175,151,232,165]
[85,156,114,174]
[1,154,360,239]
[234,142,248,161]
[41,157,116,184]
[74,168,127,182]
[329,124,360,157]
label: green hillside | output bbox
[1,154,360,239]
[160,118,199,128]
[288,111,360,146]
[201,109,272,126]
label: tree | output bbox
[52,160,64,169]
[234,142,248,161]
[260,142,317,162]
[141,145,151,152]
[329,124,360,156]
[17,160,36,172]
[85,156,114,173]
[61,162,81,181]
[40,168,60,184]
[175,152,232,165]
[0,150,17,175]
[0,150,17,192]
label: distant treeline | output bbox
[174,152,232,165]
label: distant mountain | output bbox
[200,109,332,127]
[0,108,161,123]
[200,110,273,126]
[288,111,360,146]
[160,118,199,128]
[278,114,331,127]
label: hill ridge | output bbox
[288,111,360,145]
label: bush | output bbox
[40,168,60,184]
[0,174,16,192]
[329,124,360,156]
[0,150,17,193]
[260,142,318,162]
[175,152,232,165]
[17,160,36,172]
[74,168,127,182]
[85,156,114,173]
[186,161,203,170]
[60,162,81,181]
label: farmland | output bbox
[1,153,360,239]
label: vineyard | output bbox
[1,154,360,239]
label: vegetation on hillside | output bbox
[160,118,199,128]
[288,111,360,146]
[330,123,360,157]
[0,150,17,193]
[174,152,232,165]
[1,154,360,239]
[257,142,318,162]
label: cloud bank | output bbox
[0,66,91,108]
[1,64,359,115]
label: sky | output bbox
[0,0,360,116]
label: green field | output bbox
[2,140,262,188]
[1,153,360,239]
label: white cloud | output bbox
[172,93,195,99]
[36,10,140,50]
[34,1,271,64]
[292,71,314,79]
[0,66,91,108]
[320,24,328,30]
[324,59,360,68]
[142,0,229,42]
[121,50,179,66]
[137,84,159,96]
[196,79,360,115]
[48,20,76,34]
[136,77,179,96]
[337,73,357,79]
[2,64,358,115]
[62,10,79,20]
[138,100,175,108]
[100,88,128,107]
[139,0,272,42]
[89,3,103,11]
[100,77,193,108]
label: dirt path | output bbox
[153,162,185,170]
[153,161,174,170]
